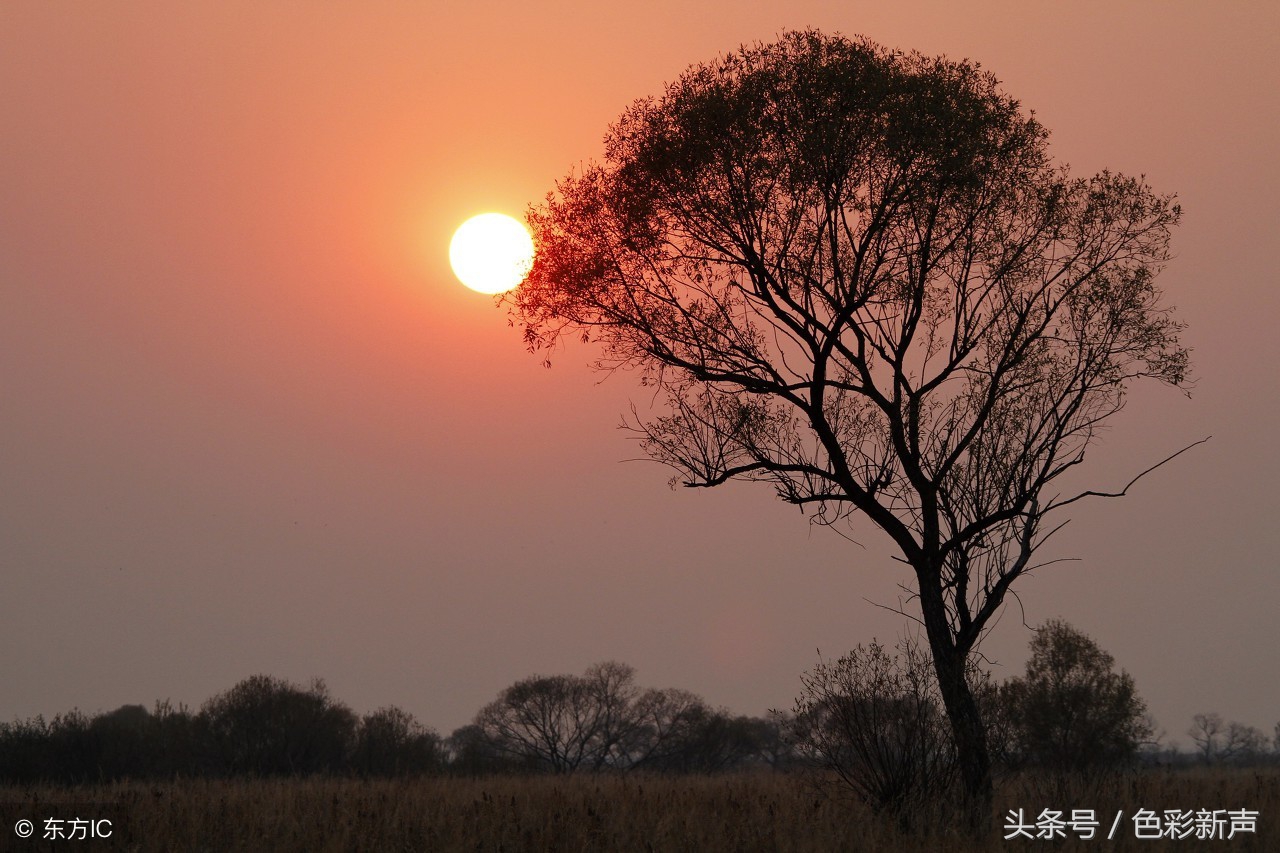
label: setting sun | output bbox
[449,212,534,294]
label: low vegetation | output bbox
[1,769,1275,852]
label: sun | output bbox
[449,213,535,294]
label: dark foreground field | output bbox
[2,769,1276,852]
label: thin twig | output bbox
[1046,436,1209,511]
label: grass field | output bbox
[2,769,1275,851]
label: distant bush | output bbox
[198,675,358,777]
[351,706,443,777]
[999,620,1152,775]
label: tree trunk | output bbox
[938,649,993,835]
[918,574,993,836]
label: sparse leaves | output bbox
[508,30,1193,825]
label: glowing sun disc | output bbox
[449,213,534,294]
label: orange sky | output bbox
[2,3,1278,743]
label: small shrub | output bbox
[791,637,962,831]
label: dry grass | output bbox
[1,768,1275,852]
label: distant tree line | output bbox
[2,623,1273,786]
[0,669,792,784]
[0,677,445,784]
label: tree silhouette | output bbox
[628,689,773,773]
[198,675,356,777]
[1189,712,1270,765]
[475,662,646,773]
[511,30,1191,827]
[1000,620,1151,775]
[352,706,443,777]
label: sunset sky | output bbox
[3,3,1277,745]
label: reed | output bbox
[2,768,1274,852]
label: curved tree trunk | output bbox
[919,573,993,836]
[937,650,993,834]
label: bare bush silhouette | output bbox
[791,638,966,831]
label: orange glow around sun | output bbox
[449,213,534,294]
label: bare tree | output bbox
[476,674,593,773]
[579,660,646,769]
[1221,722,1269,764]
[629,691,769,773]
[473,663,777,774]
[1191,714,1269,765]
[510,30,1191,826]
[1189,713,1224,763]
[625,687,709,769]
[475,661,645,773]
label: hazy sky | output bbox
[3,3,1277,745]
